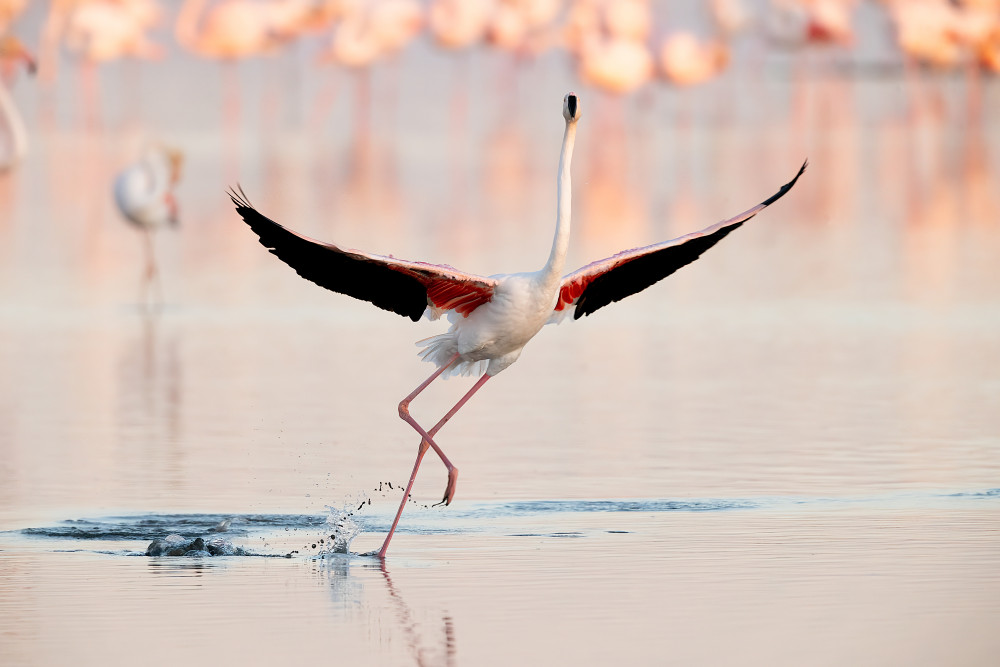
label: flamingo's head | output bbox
[562,92,580,123]
[0,35,37,75]
[145,143,184,187]
[162,146,184,186]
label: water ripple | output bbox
[18,513,327,541]
[10,488,999,549]
[480,498,756,516]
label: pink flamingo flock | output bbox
[2,0,999,102]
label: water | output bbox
[3,4,1000,664]
[5,494,1000,665]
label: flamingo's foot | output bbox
[435,466,459,507]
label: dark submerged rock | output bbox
[147,534,228,557]
[146,534,189,556]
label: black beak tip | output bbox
[567,94,577,118]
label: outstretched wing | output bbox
[553,161,807,321]
[230,188,497,321]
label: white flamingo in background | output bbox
[231,94,806,558]
[114,144,184,303]
[0,34,33,171]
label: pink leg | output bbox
[423,372,491,506]
[396,355,460,496]
[377,439,429,559]
[140,229,160,306]
[378,369,492,559]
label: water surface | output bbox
[2,8,1000,664]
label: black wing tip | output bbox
[227,184,254,211]
[759,159,808,207]
[228,185,283,245]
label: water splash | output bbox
[11,488,998,557]
[316,503,363,555]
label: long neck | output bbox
[540,120,576,285]
[0,83,28,165]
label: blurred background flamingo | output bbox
[0,34,33,170]
[0,0,27,34]
[568,0,654,96]
[113,143,184,304]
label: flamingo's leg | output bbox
[422,372,491,506]
[379,367,492,558]
[378,438,430,560]
[396,354,458,485]
[140,229,160,305]
[398,362,492,505]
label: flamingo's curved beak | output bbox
[165,147,184,186]
[562,92,580,123]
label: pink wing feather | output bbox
[554,161,807,320]
[231,188,497,321]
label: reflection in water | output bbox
[146,558,211,578]
[1,6,1000,664]
[116,312,184,493]
[380,562,457,667]
[315,556,456,667]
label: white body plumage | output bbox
[113,146,180,229]
[418,96,577,377]
[420,271,563,376]
[0,83,28,169]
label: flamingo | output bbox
[485,0,563,56]
[428,0,492,49]
[888,0,966,68]
[114,144,184,304]
[568,0,654,95]
[317,0,424,68]
[63,0,166,62]
[230,93,806,558]
[0,34,33,171]
[0,0,27,35]
[175,0,285,58]
[711,0,753,37]
[659,32,730,87]
[765,0,855,48]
